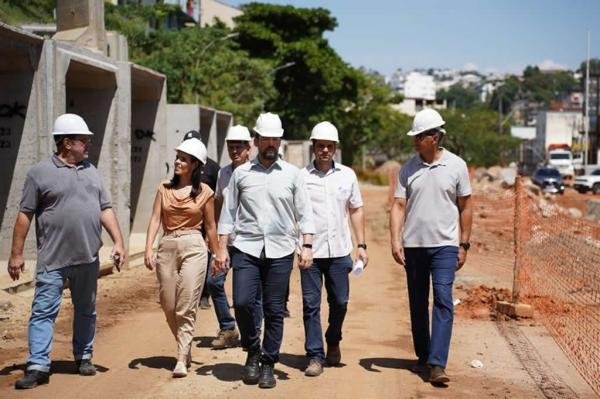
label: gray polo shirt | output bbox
[394,148,471,248]
[20,155,112,271]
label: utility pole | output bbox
[584,31,590,166]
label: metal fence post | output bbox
[512,175,522,303]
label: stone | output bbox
[496,301,534,318]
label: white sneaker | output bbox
[172,361,187,378]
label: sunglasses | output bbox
[415,131,439,140]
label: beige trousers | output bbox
[156,233,207,361]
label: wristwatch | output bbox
[357,243,367,250]
[459,242,470,251]
[302,243,313,249]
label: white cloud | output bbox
[538,59,567,71]
[463,62,478,71]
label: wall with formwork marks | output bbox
[199,106,217,161]
[0,24,50,260]
[166,104,201,176]
[128,64,167,238]
[52,40,131,250]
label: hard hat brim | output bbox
[52,130,93,136]
[253,127,284,138]
[406,126,446,136]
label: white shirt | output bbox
[394,148,471,247]
[301,161,363,258]
[218,157,315,258]
[215,163,235,245]
[215,163,234,200]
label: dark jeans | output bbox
[300,255,352,361]
[404,246,458,368]
[207,247,263,331]
[231,247,293,365]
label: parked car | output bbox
[573,169,600,194]
[532,167,565,194]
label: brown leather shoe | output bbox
[429,366,450,384]
[305,359,323,377]
[326,345,341,366]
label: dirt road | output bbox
[0,186,595,398]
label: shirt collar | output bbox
[419,147,448,167]
[308,160,340,175]
[52,154,87,170]
[251,156,282,171]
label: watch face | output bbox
[461,243,470,250]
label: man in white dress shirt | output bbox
[299,121,368,377]
[216,113,315,389]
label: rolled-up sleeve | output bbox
[348,172,363,209]
[293,171,315,235]
[217,170,237,235]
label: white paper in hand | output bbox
[352,259,364,277]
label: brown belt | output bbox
[164,229,201,238]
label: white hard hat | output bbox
[253,112,284,138]
[176,138,207,164]
[52,113,93,136]
[310,121,339,143]
[407,108,446,136]
[226,125,252,141]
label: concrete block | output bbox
[129,64,166,237]
[0,23,48,260]
[496,301,534,318]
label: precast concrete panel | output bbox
[166,104,200,177]
[0,24,46,260]
[130,64,166,236]
[55,44,126,249]
[199,106,217,160]
[215,111,233,166]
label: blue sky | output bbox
[228,0,600,76]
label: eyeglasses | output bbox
[415,131,439,141]
[70,136,92,145]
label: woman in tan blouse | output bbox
[144,138,220,378]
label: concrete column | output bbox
[215,111,233,166]
[129,64,167,248]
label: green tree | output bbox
[105,4,275,126]
[437,84,480,109]
[235,3,359,140]
[441,108,520,166]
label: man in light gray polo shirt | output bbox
[389,108,472,385]
[7,114,125,390]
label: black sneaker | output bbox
[258,363,276,389]
[242,351,260,385]
[76,359,97,376]
[15,369,50,389]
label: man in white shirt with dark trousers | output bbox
[216,112,315,389]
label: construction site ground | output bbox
[0,185,597,398]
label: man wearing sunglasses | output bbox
[389,108,473,384]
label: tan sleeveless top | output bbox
[158,181,214,233]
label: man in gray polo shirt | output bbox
[389,108,473,385]
[7,113,125,390]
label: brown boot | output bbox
[305,359,323,377]
[429,366,450,384]
[326,345,341,366]
[211,328,239,349]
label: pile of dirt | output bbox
[455,284,511,320]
